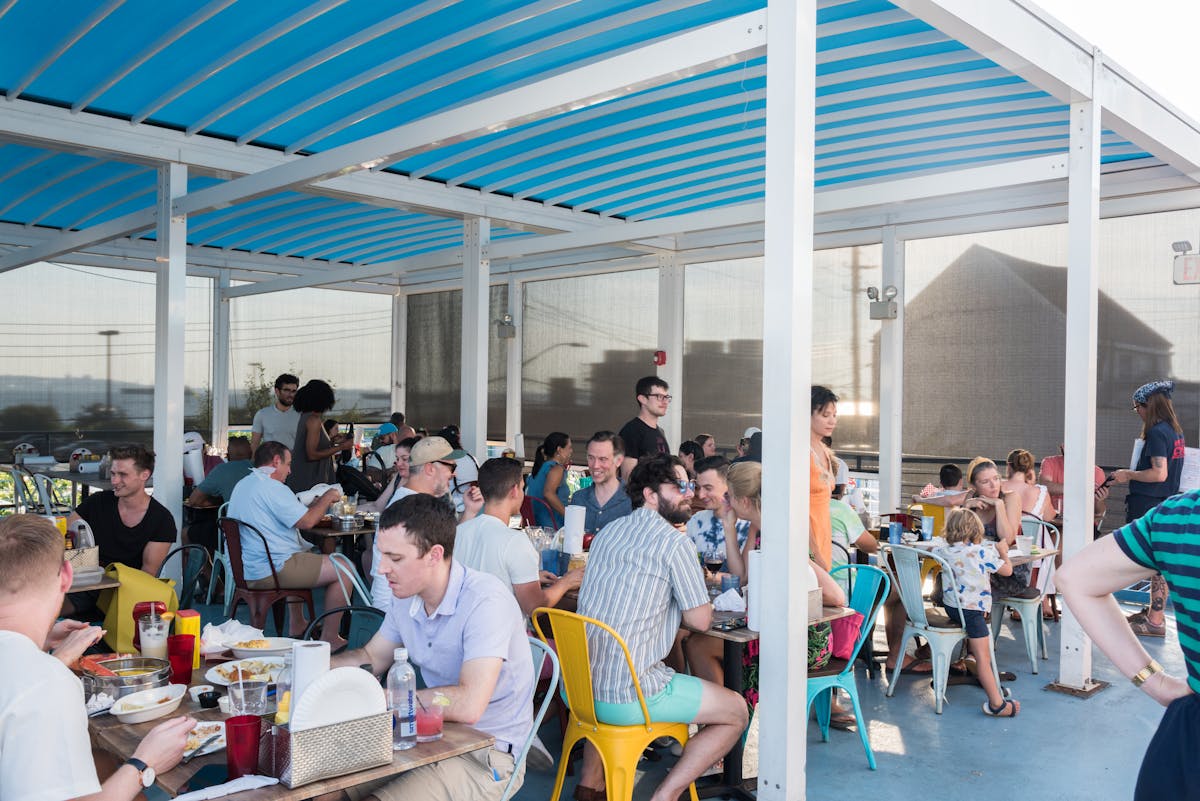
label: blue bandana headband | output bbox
[1133,380,1174,404]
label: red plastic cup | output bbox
[167,634,195,685]
[225,715,262,780]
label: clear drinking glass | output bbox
[228,680,268,716]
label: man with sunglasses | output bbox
[574,454,747,801]
[368,436,483,609]
[618,375,673,482]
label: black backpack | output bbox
[335,463,383,502]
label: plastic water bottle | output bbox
[387,648,417,750]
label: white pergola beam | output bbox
[657,255,684,452]
[504,278,523,455]
[878,227,905,514]
[211,269,231,449]
[153,163,188,535]
[460,218,490,458]
[390,291,407,417]
[172,11,767,218]
[891,0,1094,103]
[758,0,815,796]
[0,206,156,273]
[1098,63,1200,182]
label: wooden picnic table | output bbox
[299,523,373,556]
[89,689,493,799]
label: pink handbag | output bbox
[830,611,864,660]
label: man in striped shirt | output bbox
[574,454,748,801]
[1058,488,1200,801]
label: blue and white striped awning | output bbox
[0,0,1193,284]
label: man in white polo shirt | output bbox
[332,494,534,801]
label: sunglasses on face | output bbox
[673,480,696,494]
[437,461,457,474]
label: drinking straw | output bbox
[415,692,428,713]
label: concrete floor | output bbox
[197,596,1172,801]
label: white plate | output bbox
[185,721,226,757]
[230,637,298,659]
[204,657,286,687]
[290,667,387,731]
[110,684,187,724]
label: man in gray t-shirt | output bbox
[250,373,299,452]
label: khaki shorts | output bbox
[246,552,324,589]
[343,748,522,801]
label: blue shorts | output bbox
[593,673,704,727]
[941,602,989,638]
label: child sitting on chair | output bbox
[934,507,1021,718]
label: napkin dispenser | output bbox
[259,713,391,788]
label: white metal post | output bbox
[1057,56,1102,692]
[879,226,906,514]
[210,269,230,450]
[391,290,407,418]
[505,277,524,454]
[153,163,187,537]
[460,217,490,459]
[760,1,815,798]
[657,254,685,451]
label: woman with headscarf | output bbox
[1111,380,1187,637]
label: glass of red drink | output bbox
[416,693,446,742]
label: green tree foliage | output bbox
[0,403,60,432]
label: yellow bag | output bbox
[98,562,179,653]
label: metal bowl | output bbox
[334,515,358,531]
[81,656,171,700]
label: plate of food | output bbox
[184,721,226,758]
[110,684,186,724]
[205,657,287,687]
[230,637,297,659]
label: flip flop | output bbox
[828,712,856,730]
[889,657,933,675]
[982,699,1019,717]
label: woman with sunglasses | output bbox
[1111,380,1187,637]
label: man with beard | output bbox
[573,454,747,801]
[250,373,300,450]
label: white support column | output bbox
[153,163,187,536]
[505,278,524,456]
[1058,58,1101,693]
[460,218,490,459]
[879,226,906,514]
[391,291,408,416]
[210,270,231,450]
[657,254,685,451]
[759,1,815,798]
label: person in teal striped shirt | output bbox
[1057,488,1200,801]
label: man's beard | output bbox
[660,501,691,527]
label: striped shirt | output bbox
[1113,489,1200,693]
[577,507,710,704]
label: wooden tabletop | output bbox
[89,693,493,799]
[69,576,119,593]
[911,540,1060,567]
[299,524,374,539]
[702,605,855,643]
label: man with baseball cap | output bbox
[368,436,483,609]
[367,422,400,477]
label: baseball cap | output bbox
[409,436,468,466]
[743,426,762,439]
[377,422,398,436]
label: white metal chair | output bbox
[206,503,235,613]
[988,516,1061,673]
[328,552,373,607]
[883,543,1005,713]
[31,472,72,516]
[501,637,561,801]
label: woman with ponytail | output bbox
[526,432,573,528]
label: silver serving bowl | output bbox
[81,656,171,699]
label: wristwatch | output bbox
[124,757,156,789]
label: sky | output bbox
[1034,0,1200,121]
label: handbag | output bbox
[98,562,179,653]
[830,610,864,660]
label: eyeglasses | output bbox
[673,480,696,494]
[437,461,457,474]
[645,393,673,402]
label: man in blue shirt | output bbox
[187,437,253,507]
[569,431,633,533]
[226,441,347,644]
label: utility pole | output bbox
[98,330,120,411]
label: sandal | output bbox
[982,699,1019,718]
[828,712,856,730]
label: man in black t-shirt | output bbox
[618,375,672,481]
[63,444,176,616]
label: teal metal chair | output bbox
[807,563,890,769]
[988,516,1061,673]
[883,544,1006,713]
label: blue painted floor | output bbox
[196,597,1171,801]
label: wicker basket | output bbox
[65,546,99,569]
[260,712,392,788]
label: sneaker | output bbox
[525,735,555,772]
[1126,606,1150,625]
[1129,616,1166,638]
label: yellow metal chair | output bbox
[532,607,699,801]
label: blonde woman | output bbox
[963,459,1030,600]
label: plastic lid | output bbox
[393,648,408,663]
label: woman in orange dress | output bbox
[809,386,839,570]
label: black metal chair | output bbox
[156,543,211,609]
[302,604,385,653]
